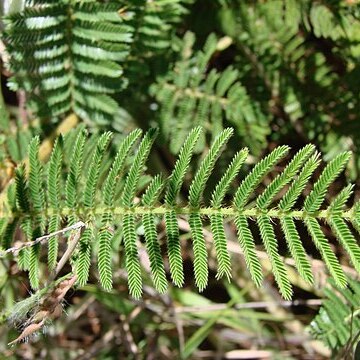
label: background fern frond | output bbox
[4,0,132,123]
[151,32,270,154]
[309,277,360,356]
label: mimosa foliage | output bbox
[1,127,360,300]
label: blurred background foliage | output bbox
[0,0,360,359]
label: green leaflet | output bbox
[279,153,321,212]
[280,217,313,284]
[257,144,315,210]
[121,128,158,208]
[98,226,113,292]
[210,213,231,281]
[2,127,359,299]
[234,215,263,288]
[189,128,233,207]
[234,145,289,210]
[211,148,248,209]
[28,137,46,289]
[123,213,142,299]
[304,152,351,214]
[304,217,346,288]
[165,209,184,287]
[83,132,112,209]
[47,136,64,270]
[103,129,142,207]
[76,227,93,287]
[165,126,202,206]
[258,215,292,300]
[65,129,87,225]
[142,175,167,293]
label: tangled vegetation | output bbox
[0,0,359,358]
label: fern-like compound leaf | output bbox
[2,127,360,299]
[152,32,269,155]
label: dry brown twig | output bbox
[7,222,86,346]
[0,221,86,258]
[8,275,78,346]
